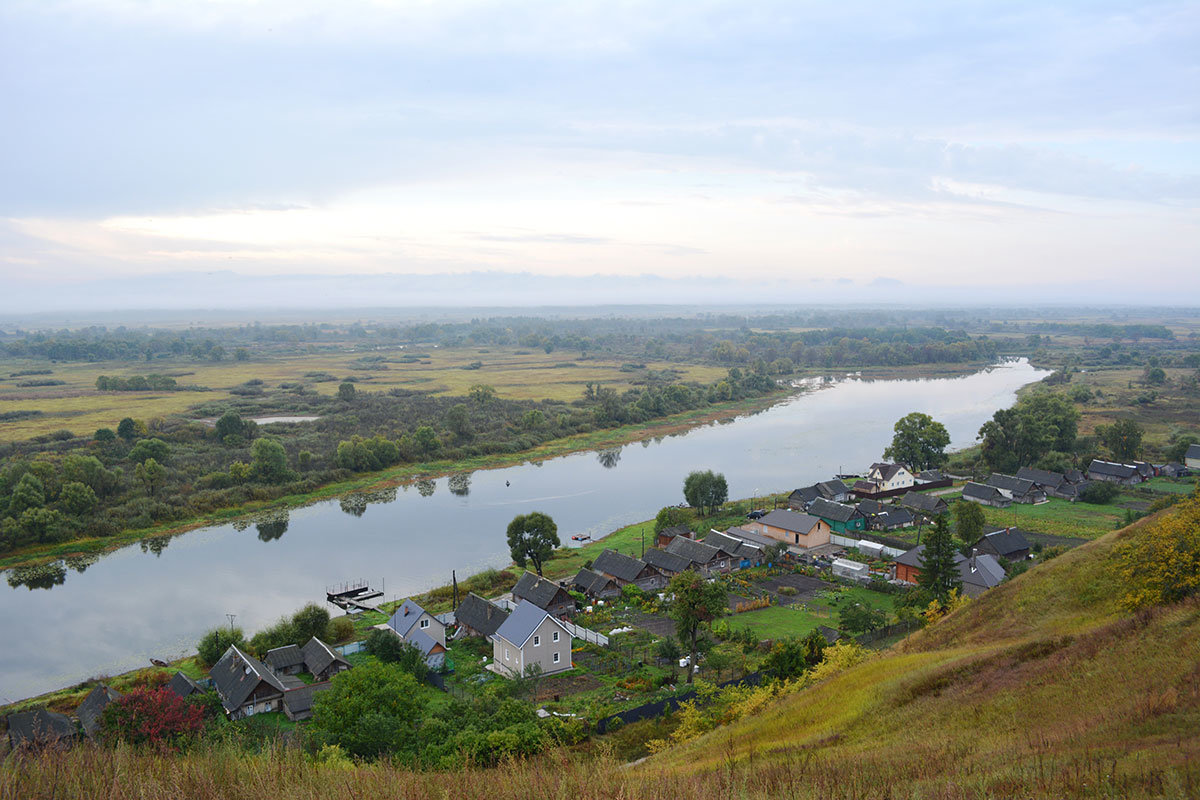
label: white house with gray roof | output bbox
[387,599,446,648]
[490,600,573,678]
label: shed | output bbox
[832,558,870,583]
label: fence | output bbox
[830,533,907,558]
[559,619,609,647]
[594,671,764,734]
[335,641,365,656]
[855,620,919,645]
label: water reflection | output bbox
[448,473,472,496]
[596,447,622,469]
[416,479,436,497]
[139,536,171,556]
[255,511,289,542]
[6,562,66,590]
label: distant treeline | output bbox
[993,322,1175,340]
[95,374,208,392]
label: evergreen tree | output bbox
[918,514,961,601]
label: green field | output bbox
[733,585,896,640]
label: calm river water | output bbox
[0,360,1046,702]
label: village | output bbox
[8,443,1197,750]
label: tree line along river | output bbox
[0,359,1046,703]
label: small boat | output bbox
[150,658,169,668]
[571,534,591,542]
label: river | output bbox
[0,359,1046,703]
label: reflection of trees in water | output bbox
[65,553,100,573]
[448,473,472,496]
[232,519,251,532]
[7,562,67,590]
[255,511,290,542]
[416,479,436,498]
[140,536,171,556]
[340,493,369,517]
[363,488,397,505]
[597,447,622,469]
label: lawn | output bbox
[1146,476,1199,495]
[937,492,1125,539]
[732,584,896,640]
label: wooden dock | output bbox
[326,580,386,612]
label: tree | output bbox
[1115,493,1200,610]
[918,514,961,601]
[135,458,167,495]
[214,411,245,442]
[116,417,138,441]
[363,629,430,681]
[310,661,425,760]
[413,426,440,457]
[977,407,1054,473]
[93,428,116,443]
[469,384,496,404]
[762,631,826,680]
[292,603,332,644]
[1145,366,1166,385]
[656,637,682,683]
[682,470,729,516]
[1020,393,1079,453]
[654,505,690,534]
[250,437,291,483]
[667,570,727,684]
[883,412,951,471]
[1167,434,1199,464]
[952,500,985,549]
[506,512,560,576]
[839,602,886,635]
[197,626,246,666]
[234,347,250,362]
[128,437,170,465]
[445,403,473,440]
[1080,481,1119,504]
[60,481,97,515]
[338,382,356,401]
[9,472,46,515]
[1098,419,1144,462]
[101,687,203,747]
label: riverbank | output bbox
[0,391,795,573]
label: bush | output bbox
[327,616,356,642]
[101,687,204,747]
[1080,482,1119,504]
[197,627,247,667]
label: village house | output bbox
[873,508,915,531]
[962,481,1012,508]
[900,491,949,517]
[387,599,447,649]
[986,473,1048,504]
[1157,463,1187,478]
[570,567,623,599]
[665,535,736,575]
[264,644,306,677]
[167,671,206,700]
[512,571,576,618]
[282,685,328,723]
[490,600,573,678]
[974,527,1033,562]
[743,509,832,552]
[722,525,784,560]
[807,497,866,533]
[914,469,949,485]
[5,708,77,750]
[593,548,669,591]
[1087,459,1143,485]
[453,592,511,638]
[1187,444,1200,470]
[787,479,851,509]
[704,529,765,568]
[211,645,287,720]
[74,684,120,739]
[641,546,693,578]
[655,524,695,549]
[866,463,916,492]
[300,637,353,682]
[892,545,1005,597]
[1015,467,1089,501]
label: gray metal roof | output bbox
[387,599,429,639]
[1188,443,1200,460]
[870,463,908,482]
[210,645,286,713]
[282,683,329,717]
[492,599,569,649]
[758,509,823,534]
[704,530,761,558]
[722,526,779,549]
[513,571,571,610]
[1088,459,1139,479]
[406,628,445,657]
[454,592,510,636]
[856,499,888,516]
[876,508,914,527]
[894,544,926,568]
[593,548,653,582]
[979,528,1031,558]
[76,684,121,737]
[957,552,1005,589]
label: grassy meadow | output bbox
[0,346,728,441]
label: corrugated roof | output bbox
[758,509,822,534]
[665,535,723,565]
[808,497,861,523]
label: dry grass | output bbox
[0,347,727,441]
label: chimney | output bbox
[970,548,978,573]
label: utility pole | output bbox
[226,613,236,633]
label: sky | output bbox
[1,0,1198,310]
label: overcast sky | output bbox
[1,0,1198,309]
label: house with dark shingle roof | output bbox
[75,684,121,738]
[264,644,306,676]
[986,474,1047,504]
[807,497,866,533]
[704,530,764,568]
[167,671,206,700]
[962,481,1012,508]
[490,600,573,678]
[1015,467,1089,501]
[788,479,850,510]
[512,571,576,618]
[900,491,949,517]
[642,547,693,577]
[664,536,733,575]
[1088,459,1143,485]
[593,548,668,591]
[6,708,77,749]
[210,645,288,720]
[282,683,331,722]
[299,637,352,682]
[873,508,915,531]
[656,525,695,548]
[570,567,622,599]
[744,509,832,551]
[892,545,1005,597]
[454,592,511,637]
[975,527,1032,561]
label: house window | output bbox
[553,652,560,664]
[552,631,560,643]
[504,648,510,660]
[533,635,540,647]
[419,618,429,629]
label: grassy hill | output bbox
[5,508,1200,799]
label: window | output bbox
[552,631,560,643]
[419,618,429,629]
[533,635,540,646]
[504,648,510,660]
[552,652,560,664]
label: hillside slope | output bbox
[4,510,1199,800]
[649,512,1200,796]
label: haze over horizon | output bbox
[2,1,1198,311]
